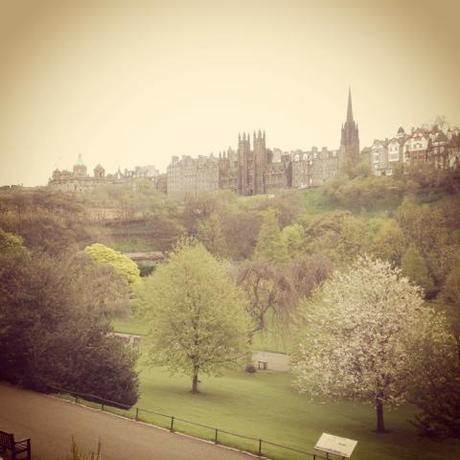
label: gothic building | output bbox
[340,88,360,167]
[166,89,360,197]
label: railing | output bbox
[47,384,327,460]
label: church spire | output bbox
[346,86,354,123]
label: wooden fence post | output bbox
[170,416,175,432]
[258,439,262,456]
[135,408,139,421]
[214,429,218,444]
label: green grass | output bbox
[111,317,149,336]
[133,365,460,460]
[112,314,290,352]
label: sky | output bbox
[0,0,459,186]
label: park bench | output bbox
[257,360,268,370]
[0,431,31,460]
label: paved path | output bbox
[252,351,290,371]
[112,334,291,372]
[0,383,254,460]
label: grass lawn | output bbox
[111,317,149,336]
[112,315,291,354]
[132,363,460,460]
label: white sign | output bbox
[314,433,358,458]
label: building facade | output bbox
[166,90,360,197]
[48,154,161,192]
[368,124,460,176]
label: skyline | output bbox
[1,0,460,186]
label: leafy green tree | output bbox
[291,256,455,433]
[442,257,460,307]
[401,245,435,294]
[196,213,228,258]
[253,190,304,227]
[237,259,297,340]
[281,224,304,258]
[324,175,406,211]
[84,243,141,289]
[372,219,406,266]
[291,253,333,299]
[222,210,261,260]
[142,240,250,393]
[0,229,26,253]
[304,211,369,264]
[0,244,139,405]
[396,195,449,284]
[0,189,90,255]
[254,209,288,263]
[412,343,460,438]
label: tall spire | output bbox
[347,86,353,123]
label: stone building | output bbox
[165,89,360,196]
[166,154,219,197]
[291,147,339,187]
[48,154,160,192]
[365,123,460,176]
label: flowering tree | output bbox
[84,243,141,289]
[291,256,456,432]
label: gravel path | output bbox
[252,351,290,371]
[0,383,255,460]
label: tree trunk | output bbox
[192,366,200,394]
[375,399,386,433]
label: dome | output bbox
[74,153,85,166]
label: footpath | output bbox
[0,383,253,460]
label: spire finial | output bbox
[347,86,353,123]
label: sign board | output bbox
[314,433,358,458]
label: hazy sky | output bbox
[1,0,459,186]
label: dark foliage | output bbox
[412,366,460,439]
[0,241,139,406]
[0,188,91,255]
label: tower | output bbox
[73,154,88,177]
[237,133,251,195]
[253,130,267,195]
[340,88,360,167]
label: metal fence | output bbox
[47,384,328,460]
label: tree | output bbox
[401,244,435,294]
[442,256,460,307]
[222,210,261,260]
[396,195,448,284]
[254,209,288,263]
[281,224,304,258]
[196,213,228,258]
[141,240,250,393]
[0,229,25,252]
[0,243,139,405]
[237,259,297,340]
[411,342,460,438]
[76,254,130,318]
[303,211,369,264]
[291,253,333,299]
[371,219,406,267]
[84,243,141,289]
[291,256,455,433]
[0,188,90,255]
